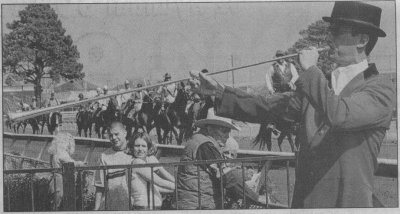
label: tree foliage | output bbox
[286,20,336,76]
[2,4,84,105]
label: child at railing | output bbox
[47,132,86,210]
[127,132,175,210]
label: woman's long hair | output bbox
[127,132,157,157]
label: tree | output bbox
[286,20,336,76]
[2,4,84,106]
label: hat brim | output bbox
[322,17,386,37]
[195,119,240,131]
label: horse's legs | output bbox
[277,133,286,152]
[162,128,170,144]
[287,133,297,152]
[78,125,82,137]
[156,127,163,144]
[22,123,27,133]
[178,128,185,145]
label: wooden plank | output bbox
[21,137,31,157]
[38,139,51,160]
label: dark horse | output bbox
[76,110,92,137]
[253,118,299,152]
[94,97,121,138]
[47,112,62,135]
[153,84,190,145]
[184,94,214,139]
[131,93,157,136]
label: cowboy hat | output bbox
[195,108,240,131]
[322,1,386,37]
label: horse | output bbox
[12,120,27,133]
[130,93,157,136]
[47,112,62,135]
[94,97,121,138]
[76,110,92,137]
[253,118,299,152]
[153,83,190,145]
[185,94,214,139]
[26,117,40,134]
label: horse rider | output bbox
[44,91,62,125]
[187,69,214,120]
[117,80,132,110]
[45,91,60,107]
[131,83,149,115]
[31,96,38,110]
[19,101,31,112]
[157,73,177,111]
[94,85,110,118]
[77,93,89,112]
[265,50,299,94]
[264,50,299,133]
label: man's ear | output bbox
[357,34,369,48]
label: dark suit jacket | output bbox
[215,64,394,208]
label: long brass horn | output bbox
[7,47,328,122]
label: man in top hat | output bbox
[177,108,265,209]
[265,50,299,94]
[189,1,394,208]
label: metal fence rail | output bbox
[4,155,294,211]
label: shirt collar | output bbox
[333,59,368,80]
[332,59,368,94]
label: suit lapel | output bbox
[339,64,379,97]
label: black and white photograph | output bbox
[1,0,398,212]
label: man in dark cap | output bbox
[190,1,394,208]
[265,50,299,94]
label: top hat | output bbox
[322,1,386,37]
[275,50,285,57]
[195,108,240,131]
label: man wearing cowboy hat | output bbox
[176,108,264,209]
[190,1,394,208]
[265,50,299,94]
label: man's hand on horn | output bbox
[189,70,225,98]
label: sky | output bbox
[2,1,396,87]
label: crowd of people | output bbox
[49,116,266,210]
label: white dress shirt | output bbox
[331,60,368,95]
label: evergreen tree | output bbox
[3,4,84,106]
[286,20,335,76]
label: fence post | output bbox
[62,162,76,211]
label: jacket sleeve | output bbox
[296,65,395,131]
[215,86,302,124]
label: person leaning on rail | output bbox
[176,108,266,209]
[93,122,133,210]
[189,1,394,208]
[127,132,175,210]
[47,132,86,211]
